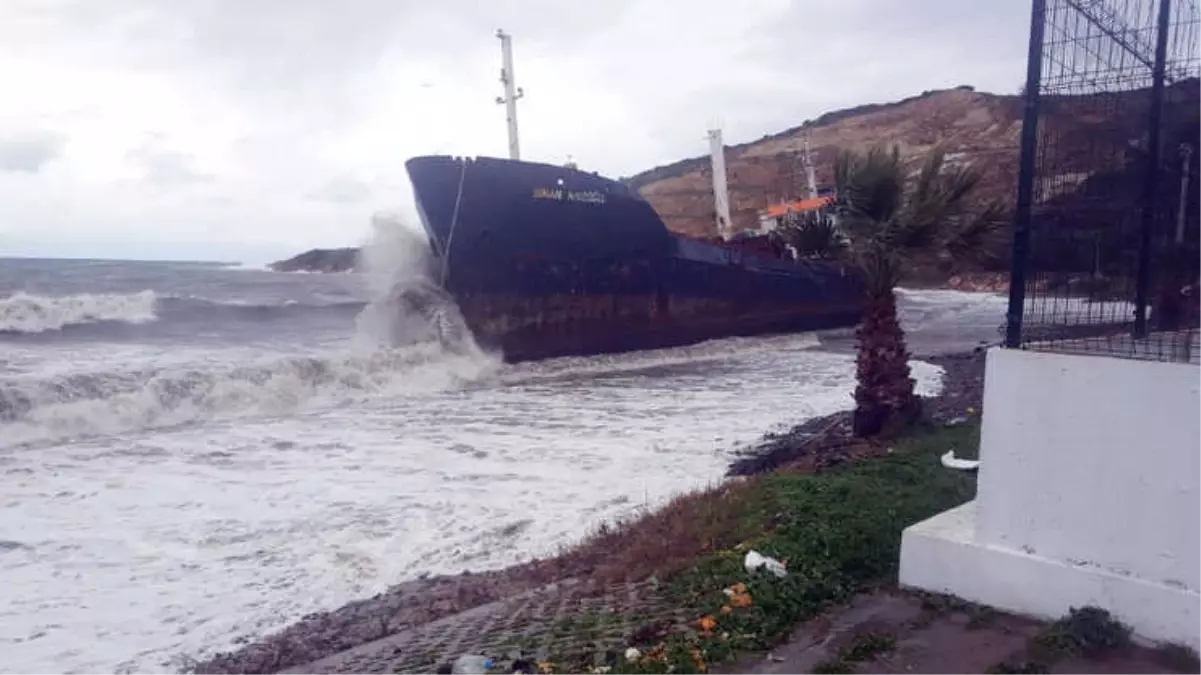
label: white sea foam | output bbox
[0,338,944,674]
[896,286,1143,326]
[2,260,997,674]
[0,344,499,448]
[0,290,159,333]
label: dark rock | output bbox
[268,248,361,273]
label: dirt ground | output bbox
[721,589,1197,675]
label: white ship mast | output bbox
[495,29,524,161]
[707,128,733,240]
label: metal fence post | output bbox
[1133,0,1173,337]
[1006,0,1047,348]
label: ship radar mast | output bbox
[495,29,524,161]
[707,127,733,240]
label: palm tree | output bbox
[793,145,1006,436]
[772,210,845,261]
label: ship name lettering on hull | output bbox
[532,188,606,204]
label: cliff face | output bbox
[269,247,360,273]
[627,87,1025,238]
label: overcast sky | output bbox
[0,0,1032,263]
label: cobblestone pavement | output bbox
[285,579,691,673]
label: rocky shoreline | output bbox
[727,349,986,476]
[190,348,987,674]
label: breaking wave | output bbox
[0,343,498,447]
[0,214,499,447]
[0,291,377,337]
[0,290,160,334]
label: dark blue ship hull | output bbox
[405,155,863,362]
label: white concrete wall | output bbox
[901,501,1201,649]
[975,348,1200,593]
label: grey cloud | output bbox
[34,1,636,101]
[0,130,66,173]
[1,0,1037,258]
[16,1,1029,161]
[571,0,1031,172]
[126,135,212,187]
[308,177,372,203]
[136,0,634,65]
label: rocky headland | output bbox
[268,247,360,273]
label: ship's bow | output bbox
[405,155,466,258]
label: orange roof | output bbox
[761,195,834,218]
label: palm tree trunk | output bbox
[853,289,921,437]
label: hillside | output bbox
[272,87,1024,272]
[268,247,359,273]
[626,86,1024,238]
[271,82,1192,272]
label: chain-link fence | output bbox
[1005,0,1200,363]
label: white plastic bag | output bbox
[744,549,787,577]
[940,449,980,471]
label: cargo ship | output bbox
[401,31,863,363]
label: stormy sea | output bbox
[0,223,1011,674]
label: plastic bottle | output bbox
[451,654,494,674]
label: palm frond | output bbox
[939,164,985,208]
[911,146,946,205]
[836,145,905,226]
[830,144,1003,285]
[776,210,849,260]
[834,150,855,196]
[942,199,1009,264]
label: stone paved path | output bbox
[285,579,691,674]
[719,590,1192,675]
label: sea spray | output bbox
[352,212,494,361]
[352,212,438,348]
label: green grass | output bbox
[1028,606,1132,663]
[810,631,899,673]
[840,632,897,662]
[574,423,981,673]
